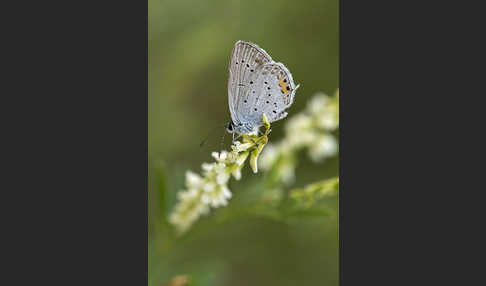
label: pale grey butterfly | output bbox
[226,40,300,137]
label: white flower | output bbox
[227,151,248,180]
[257,91,339,184]
[279,160,296,185]
[231,167,242,180]
[202,163,214,172]
[202,181,216,192]
[307,93,329,115]
[309,135,338,162]
[287,129,316,148]
[185,171,202,189]
[285,114,316,148]
[201,185,232,207]
[169,123,271,233]
[216,172,230,185]
[316,106,338,130]
[211,163,228,184]
[285,114,312,134]
[211,151,228,162]
[232,141,253,152]
[259,143,279,171]
[169,189,209,233]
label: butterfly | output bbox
[226,40,299,136]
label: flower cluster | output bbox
[260,90,339,185]
[290,177,339,208]
[169,115,272,233]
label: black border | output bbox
[6,0,149,284]
[339,0,476,284]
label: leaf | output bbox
[290,177,339,206]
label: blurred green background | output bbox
[149,0,338,285]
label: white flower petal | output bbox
[203,182,216,192]
[201,163,214,172]
[309,135,338,162]
[201,194,210,204]
[216,172,230,185]
[317,111,338,130]
[232,167,242,180]
[232,142,253,152]
[307,93,329,115]
[219,151,228,160]
[185,171,201,189]
[221,186,232,198]
[259,144,278,170]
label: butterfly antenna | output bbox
[199,134,210,148]
[199,124,227,147]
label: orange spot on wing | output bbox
[278,76,290,94]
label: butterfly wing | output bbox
[228,41,273,125]
[239,62,300,126]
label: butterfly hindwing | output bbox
[242,62,298,124]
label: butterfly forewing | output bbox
[228,41,272,124]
